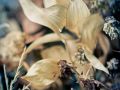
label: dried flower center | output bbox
[75,48,88,64]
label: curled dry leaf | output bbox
[19,0,66,33]
[84,50,109,74]
[44,0,90,36]
[25,33,72,54]
[40,41,93,77]
[19,0,90,36]
[22,59,61,90]
[73,43,109,75]
[98,33,110,64]
[67,40,109,77]
[79,13,104,51]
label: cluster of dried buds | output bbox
[80,78,108,90]
[58,60,73,78]
[75,48,88,64]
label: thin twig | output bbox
[3,64,9,90]
[10,47,26,90]
[85,64,92,80]
[112,49,120,53]
[22,83,31,90]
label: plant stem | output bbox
[85,64,92,80]
[10,47,26,90]
[3,64,8,90]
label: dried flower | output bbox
[107,58,119,70]
[103,16,120,40]
[75,48,88,64]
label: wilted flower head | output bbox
[103,16,120,40]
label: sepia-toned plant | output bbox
[18,0,110,89]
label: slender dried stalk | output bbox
[85,64,92,80]
[0,82,3,90]
[3,64,9,90]
[10,47,26,90]
[22,83,31,90]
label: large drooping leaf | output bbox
[25,33,72,54]
[79,14,104,51]
[98,33,110,64]
[22,59,61,90]
[85,50,109,74]
[66,0,90,35]
[43,0,90,36]
[19,0,66,33]
[19,0,91,38]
